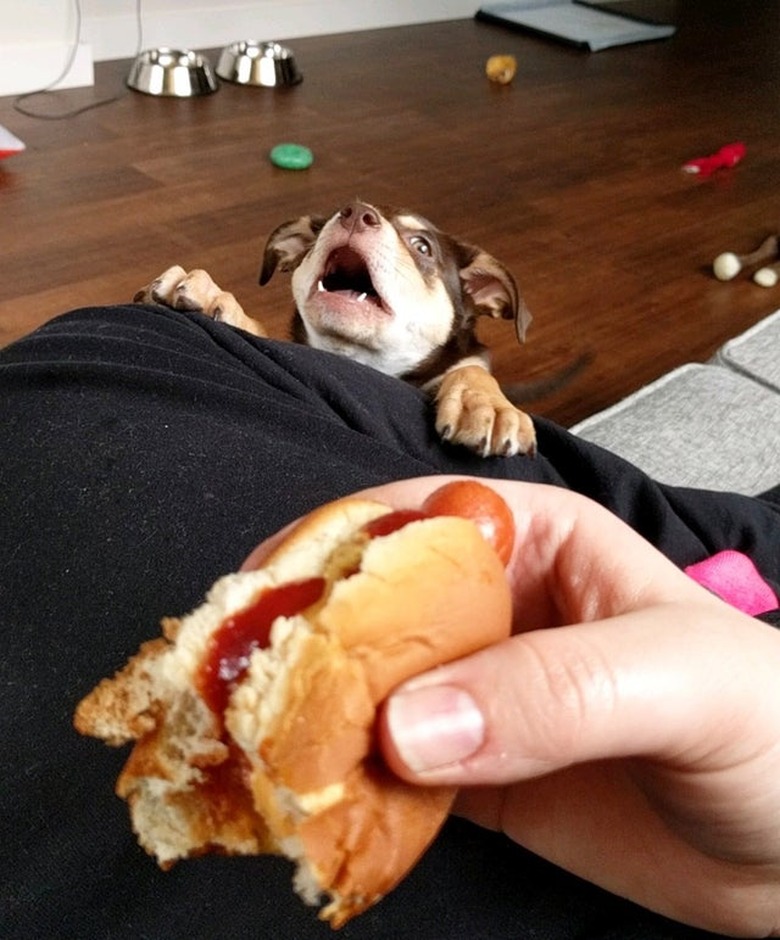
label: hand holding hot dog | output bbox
[74,475,780,934]
[355,477,780,938]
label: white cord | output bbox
[13,0,144,120]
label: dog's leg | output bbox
[134,266,268,338]
[434,364,537,457]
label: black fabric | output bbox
[760,482,780,505]
[3,304,779,940]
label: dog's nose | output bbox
[339,202,380,234]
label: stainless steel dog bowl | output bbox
[216,41,302,87]
[127,48,218,97]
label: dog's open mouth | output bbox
[318,247,383,307]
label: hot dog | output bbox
[74,482,514,927]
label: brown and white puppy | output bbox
[135,201,536,456]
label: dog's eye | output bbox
[410,235,432,256]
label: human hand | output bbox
[352,477,780,937]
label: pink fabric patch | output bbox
[685,550,779,616]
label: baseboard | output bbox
[84,0,477,62]
[0,42,94,97]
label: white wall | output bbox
[0,0,477,96]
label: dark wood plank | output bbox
[2,1,779,427]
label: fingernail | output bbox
[386,685,485,774]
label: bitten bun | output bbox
[74,494,513,927]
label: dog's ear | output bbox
[259,215,328,285]
[460,249,532,343]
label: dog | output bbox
[134,200,537,457]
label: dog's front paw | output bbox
[133,266,267,337]
[435,365,537,457]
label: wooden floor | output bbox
[2,0,779,427]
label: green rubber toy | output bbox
[269,143,314,170]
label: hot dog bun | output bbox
[74,494,513,927]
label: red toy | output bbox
[683,141,746,177]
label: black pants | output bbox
[3,305,779,940]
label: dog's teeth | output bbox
[317,280,326,292]
[357,292,368,303]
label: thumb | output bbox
[378,598,769,786]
